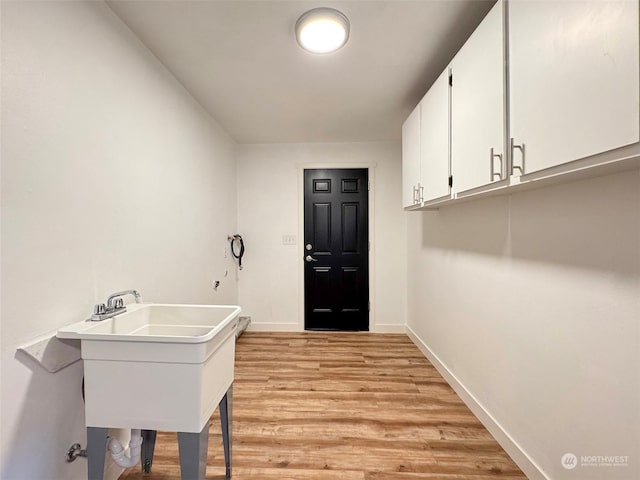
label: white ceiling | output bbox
[106,0,494,144]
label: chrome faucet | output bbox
[91,289,142,321]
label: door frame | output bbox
[297,162,377,332]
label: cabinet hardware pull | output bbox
[419,184,424,203]
[490,148,503,181]
[412,185,418,204]
[510,138,525,175]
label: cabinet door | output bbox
[420,68,450,202]
[509,0,639,174]
[451,0,505,193]
[402,104,421,208]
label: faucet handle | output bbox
[114,298,124,309]
[93,303,106,315]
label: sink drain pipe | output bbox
[236,315,251,339]
[108,430,142,468]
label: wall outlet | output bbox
[282,234,297,245]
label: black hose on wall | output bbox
[229,234,245,270]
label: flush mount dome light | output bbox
[295,7,350,54]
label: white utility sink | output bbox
[58,304,241,432]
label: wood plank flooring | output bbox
[120,332,527,479]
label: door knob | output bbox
[305,255,318,263]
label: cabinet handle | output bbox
[414,183,423,204]
[510,138,525,175]
[490,148,503,181]
[419,184,424,203]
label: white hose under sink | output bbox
[108,429,142,468]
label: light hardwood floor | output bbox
[120,332,527,479]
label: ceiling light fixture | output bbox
[295,7,350,54]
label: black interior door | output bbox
[304,169,369,331]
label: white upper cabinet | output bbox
[402,104,421,209]
[420,68,451,202]
[508,0,640,174]
[401,0,639,210]
[451,0,505,193]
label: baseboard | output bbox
[405,325,549,480]
[373,324,406,333]
[246,322,301,332]
[246,323,406,333]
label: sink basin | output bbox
[57,303,241,432]
[59,303,240,342]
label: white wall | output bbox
[406,170,640,480]
[236,142,406,332]
[1,2,237,479]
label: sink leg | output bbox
[177,422,210,480]
[87,427,108,480]
[219,385,233,479]
[141,430,157,473]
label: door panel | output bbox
[304,169,369,331]
[402,105,421,208]
[341,204,359,253]
[509,0,639,173]
[420,68,450,201]
[313,203,331,253]
[340,267,361,310]
[451,0,504,192]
